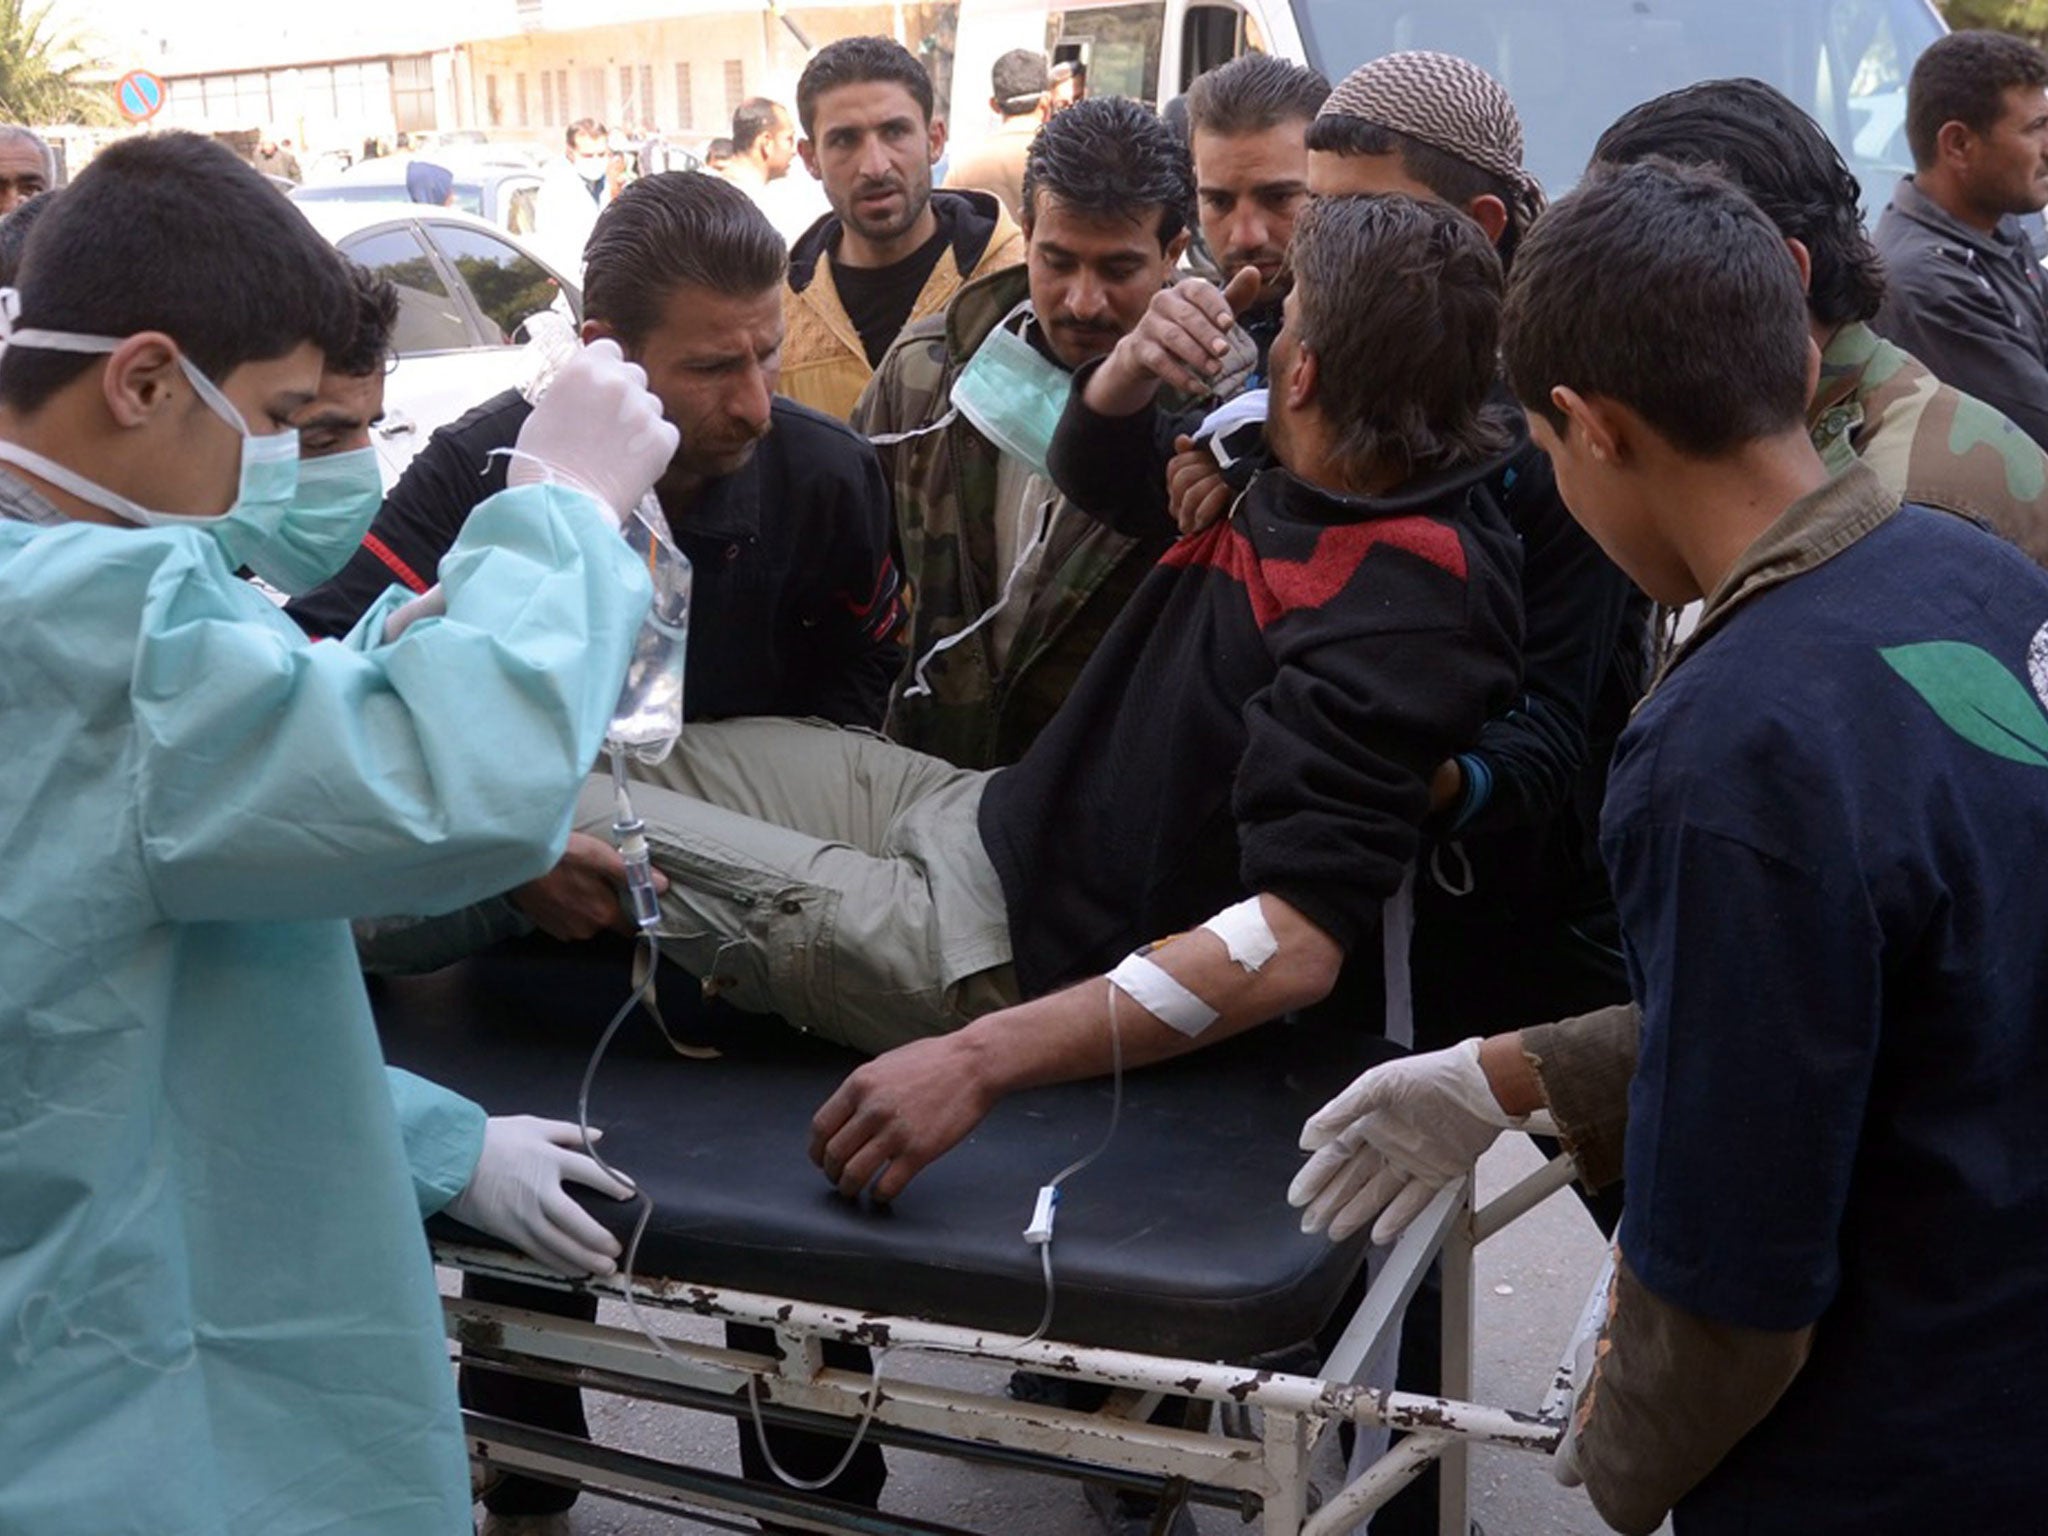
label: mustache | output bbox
[851,176,907,199]
[1049,316,1122,337]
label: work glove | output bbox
[508,337,678,522]
[444,1115,637,1277]
[1288,1038,1527,1246]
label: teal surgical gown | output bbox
[0,483,650,1536]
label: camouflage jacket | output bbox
[851,264,1172,769]
[1811,320,2048,568]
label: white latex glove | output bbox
[508,337,679,522]
[1288,1038,1526,1245]
[444,1116,637,1277]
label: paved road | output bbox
[458,1136,1654,1536]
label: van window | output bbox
[1292,0,1941,205]
[1050,2,1166,108]
[1182,4,1246,91]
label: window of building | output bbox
[579,66,605,121]
[556,70,570,123]
[723,59,745,120]
[485,73,502,129]
[541,68,555,126]
[515,72,529,128]
[639,65,654,130]
[674,61,693,129]
[392,55,434,134]
[619,64,636,125]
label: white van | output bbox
[948,0,1944,209]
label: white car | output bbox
[291,149,546,231]
[295,202,581,489]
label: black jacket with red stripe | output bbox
[979,453,1523,1000]
[287,390,907,728]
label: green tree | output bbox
[0,0,115,125]
[1940,0,2048,44]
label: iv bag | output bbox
[607,496,691,764]
[521,309,690,765]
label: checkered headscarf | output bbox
[1319,51,1545,231]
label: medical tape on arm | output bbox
[1106,944,1220,1039]
[1200,896,1278,972]
[1107,895,1283,1037]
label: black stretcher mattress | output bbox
[375,934,1386,1361]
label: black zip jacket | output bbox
[288,391,907,727]
[981,455,1523,1001]
[1046,369,1647,924]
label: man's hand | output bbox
[509,830,667,942]
[1428,757,1465,815]
[1085,267,1263,416]
[809,1032,998,1203]
[1167,434,1234,536]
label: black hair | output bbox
[1186,54,1330,139]
[1291,193,1508,483]
[0,132,355,414]
[1306,114,1528,271]
[0,188,58,287]
[330,261,400,377]
[1594,77,1885,328]
[731,97,785,155]
[1907,30,2048,170]
[795,36,935,138]
[706,137,735,160]
[1503,159,1812,458]
[582,171,786,343]
[991,48,1050,117]
[564,117,606,152]
[1020,94,1195,248]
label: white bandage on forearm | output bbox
[1201,897,1278,972]
[1106,951,1220,1038]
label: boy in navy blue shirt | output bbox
[1291,160,2048,1533]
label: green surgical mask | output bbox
[949,310,1072,478]
[221,444,385,594]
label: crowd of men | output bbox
[1,21,2046,1536]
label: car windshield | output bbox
[296,181,488,219]
[1292,0,1940,213]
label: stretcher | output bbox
[374,934,1586,1536]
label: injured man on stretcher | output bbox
[376,193,1524,1201]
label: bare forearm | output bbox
[963,894,1342,1097]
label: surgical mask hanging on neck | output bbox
[947,308,1074,479]
[0,308,310,579]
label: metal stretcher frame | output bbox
[441,1144,1595,1536]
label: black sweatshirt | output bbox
[1047,368,1647,918]
[979,458,1523,1000]
[287,391,907,728]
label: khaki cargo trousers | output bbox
[576,717,1020,1054]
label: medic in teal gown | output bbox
[0,483,650,1534]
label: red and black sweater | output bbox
[978,458,1523,1000]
